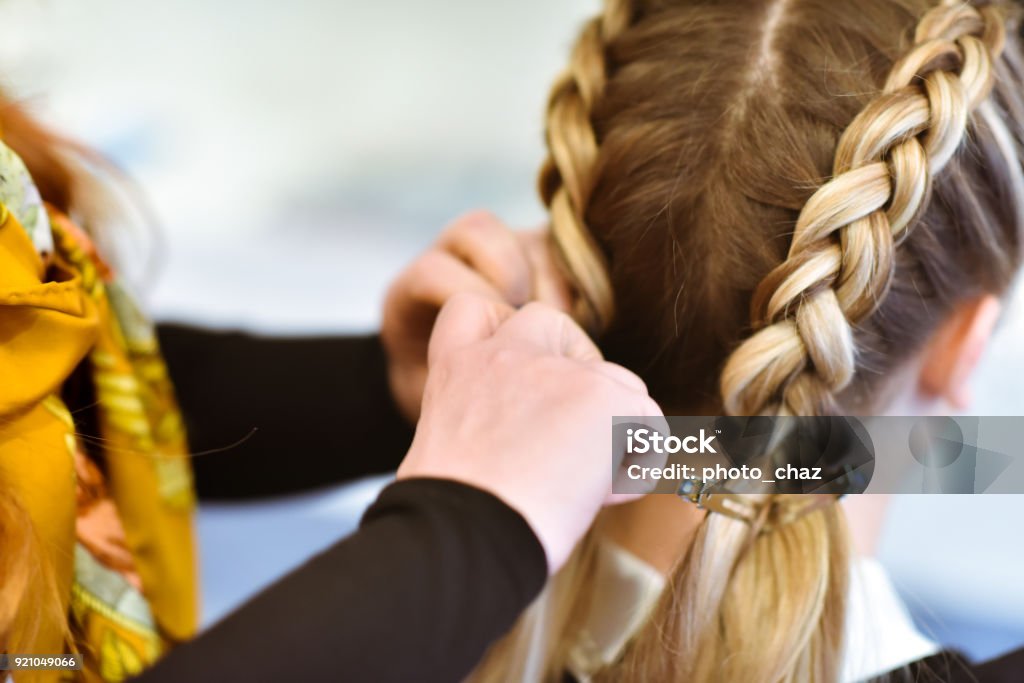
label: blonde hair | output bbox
[475,0,1024,681]
[721,0,1011,416]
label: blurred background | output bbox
[1,0,1022,665]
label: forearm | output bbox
[157,325,414,499]
[134,479,547,682]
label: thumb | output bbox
[428,292,516,367]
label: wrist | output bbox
[395,463,573,575]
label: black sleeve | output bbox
[133,478,548,683]
[974,646,1024,682]
[156,324,415,499]
[872,647,1024,682]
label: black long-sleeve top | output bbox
[158,325,416,499]
[134,325,1023,683]
[132,326,548,682]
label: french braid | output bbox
[473,2,1023,681]
[539,0,634,333]
[720,0,1007,416]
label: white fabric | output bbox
[564,542,938,682]
[566,541,666,680]
[841,557,940,682]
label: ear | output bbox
[919,295,1002,410]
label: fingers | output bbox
[519,229,574,314]
[392,248,507,313]
[591,362,648,394]
[386,213,577,345]
[496,302,661,508]
[607,405,670,506]
[439,211,533,307]
[428,293,515,367]
[431,298,606,368]
[496,302,603,362]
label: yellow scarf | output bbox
[0,145,197,681]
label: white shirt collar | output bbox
[842,556,939,682]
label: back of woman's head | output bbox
[543,0,1024,418]
[473,1,1024,682]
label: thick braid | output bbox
[721,0,1007,416]
[540,0,634,333]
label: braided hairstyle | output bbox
[538,0,632,334]
[474,0,1024,681]
[721,1,1011,416]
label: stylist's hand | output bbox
[382,211,572,422]
[397,293,665,574]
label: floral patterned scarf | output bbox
[0,140,198,682]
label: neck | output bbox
[599,494,704,576]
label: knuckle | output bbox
[605,362,649,393]
[383,276,405,307]
[442,290,488,316]
[445,210,499,240]
[489,345,522,371]
[578,366,614,394]
[460,208,500,228]
[519,300,558,319]
[404,250,447,297]
[636,395,664,419]
[415,248,448,273]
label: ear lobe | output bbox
[919,295,1002,410]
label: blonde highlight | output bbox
[722,0,1008,417]
[475,0,1024,681]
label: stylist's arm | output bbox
[134,293,663,683]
